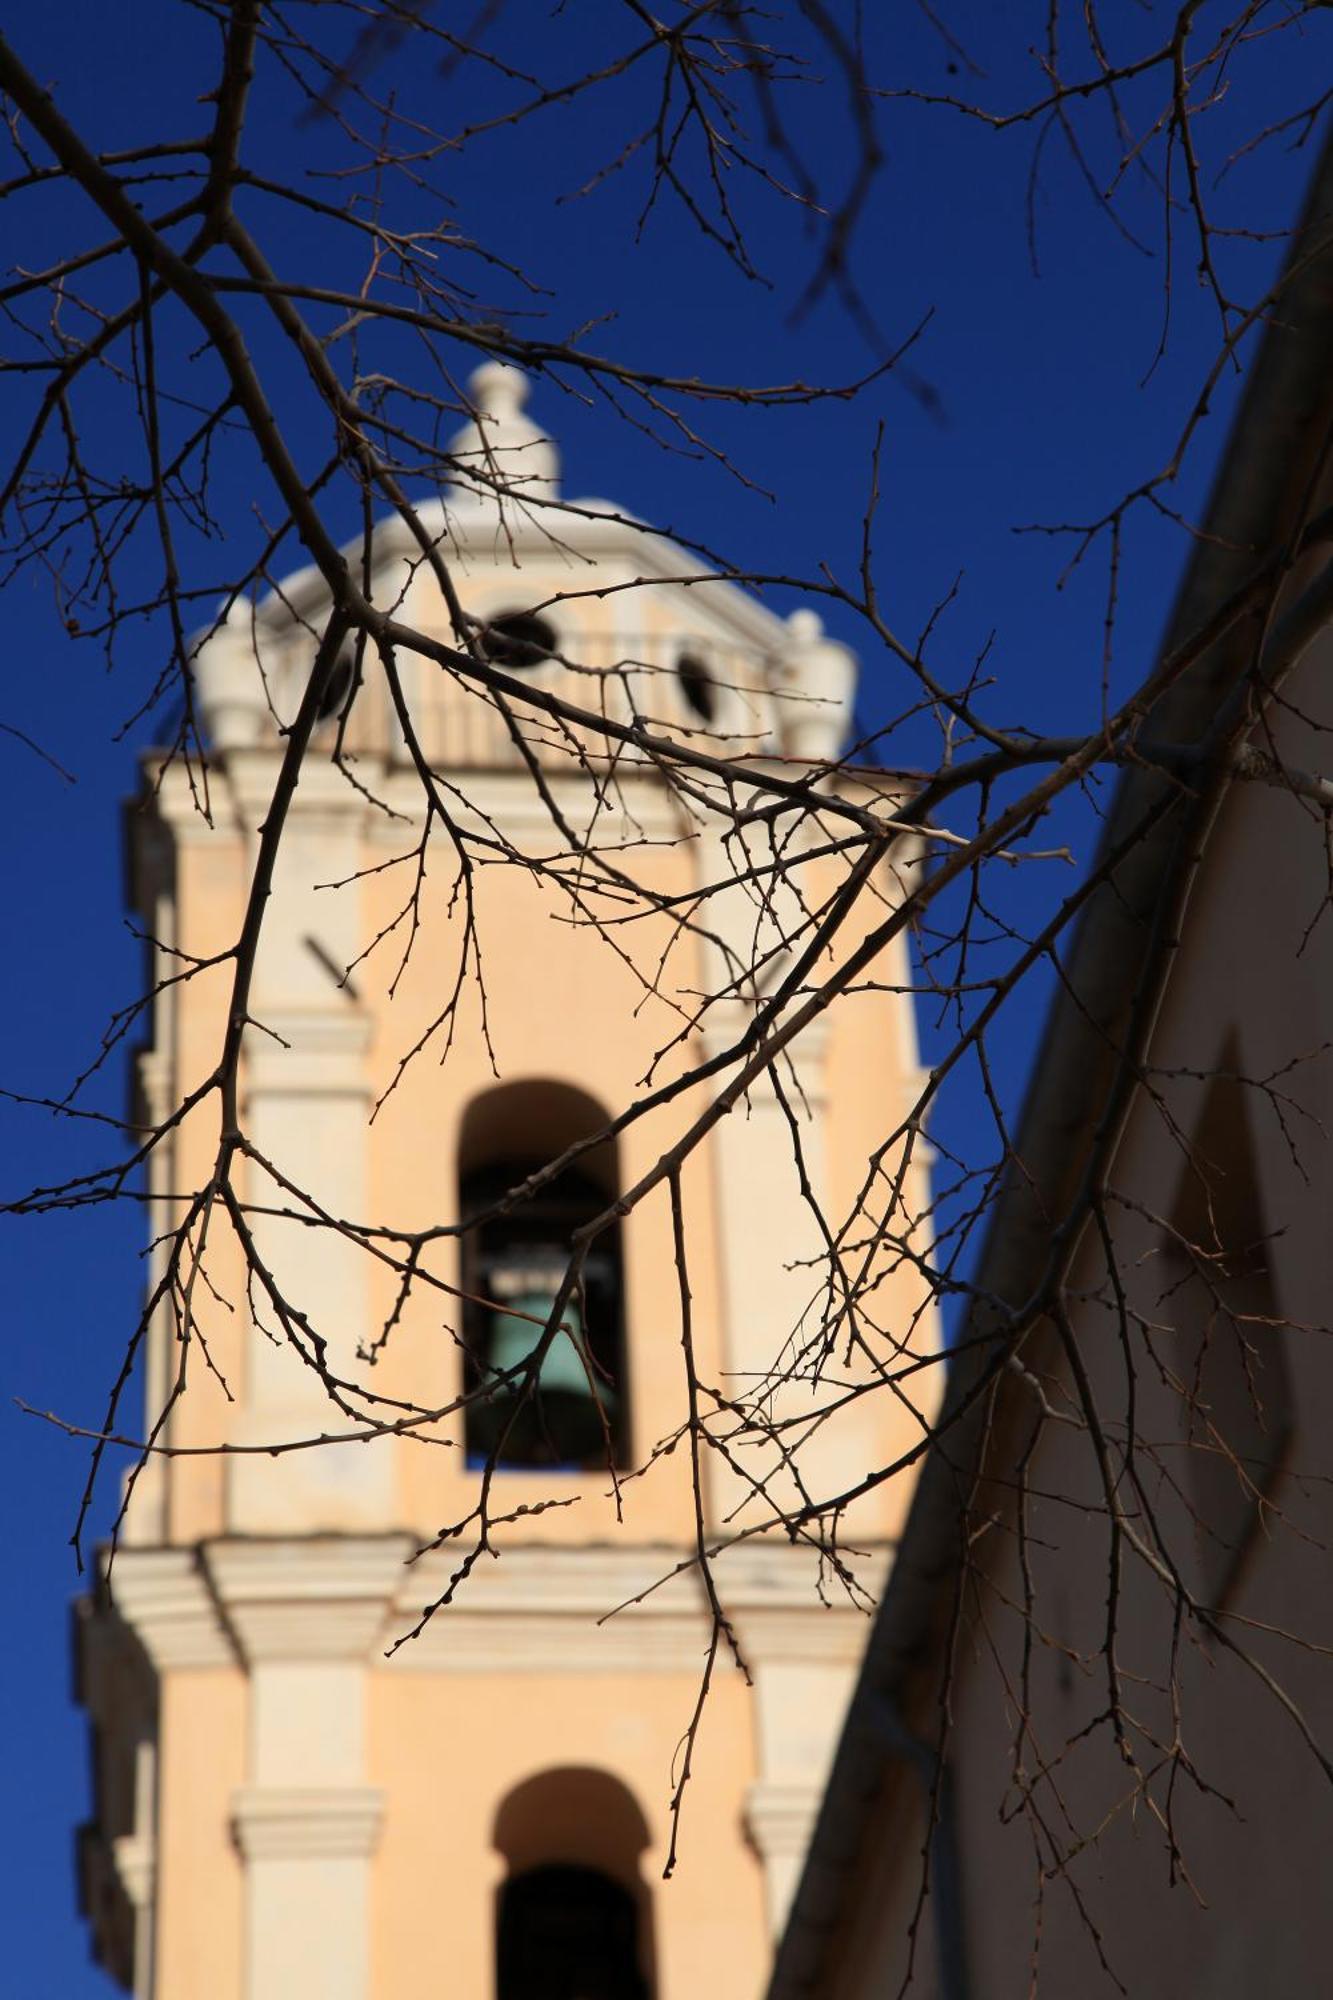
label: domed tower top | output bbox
[447,360,560,507]
[188,363,860,772]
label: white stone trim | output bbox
[231,1786,384,1861]
[745,1780,823,1860]
[371,765,686,844]
[102,1535,882,1676]
[152,758,233,836]
[344,495,791,655]
[104,1548,237,1671]
[134,1049,173,1128]
[387,1539,881,1673]
[206,1535,414,1662]
[746,1780,826,1936]
[397,1540,694,1612]
[714,1537,892,1603]
[382,1609,710,1675]
[225,749,385,828]
[244,1006,374,1096]
[730,1605,872,1668]
[111,1832,156,1910]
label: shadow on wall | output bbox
[1160,1047,1295,1610]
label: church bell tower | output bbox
[76,367,935,1999]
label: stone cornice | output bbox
[226,749,386,828]
[134,1048,174,1127]
[111,1832,156,1911]
[745,1780,824,1860]
[102,1547,237,1672]
[149,759,234,840]
[370,765,687,844]
[720,1540,890,1664]
[93,1535,886,1675]
[382,1607,708,1675]
[387,1539,886,1673]
[244,1006,374,1097]
[148,746,389,836]
[730,1605,872,1668]
[205,1536,415,1662]
[231,1786,385,1861]
[710,1538,892,1608]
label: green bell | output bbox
[473,1277,618,1466]
[488,1290,598,1401]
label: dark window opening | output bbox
[481,611,557,670]
[676,650,716,724]
[498,1865,649,2000]
[459,1085,628,1471]
[316,649,355,722]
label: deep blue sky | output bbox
[2,5,1330,1990]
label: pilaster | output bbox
[695,797,835,1531]
[744,1782,824,1936]
[112,1827,157,2000]
[729,1542,889,1938]
[209,1535,409,2000]
[222,751,395,1534]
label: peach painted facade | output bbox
[77,370,938,1998]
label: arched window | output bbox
[493,1769,655,2000]
[458,1082,629,1469]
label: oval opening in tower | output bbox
[676,650,716,724]
[482,611,557,670]
[316,649,355,722]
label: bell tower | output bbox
[76,367,936,1999]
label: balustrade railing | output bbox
[339,629,784,771]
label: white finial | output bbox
[447,361,560,506]
[191,601,268,754]
[778,608,857,762]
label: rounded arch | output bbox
[457,1081,629,1469]
[458,1077,619,1197]
[492,1769,655,2000]
[493,1766,652,1886]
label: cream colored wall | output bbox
[812,618,1333,1997]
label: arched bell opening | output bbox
[458,1081,629,1470]
[492,1768,655,2000]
